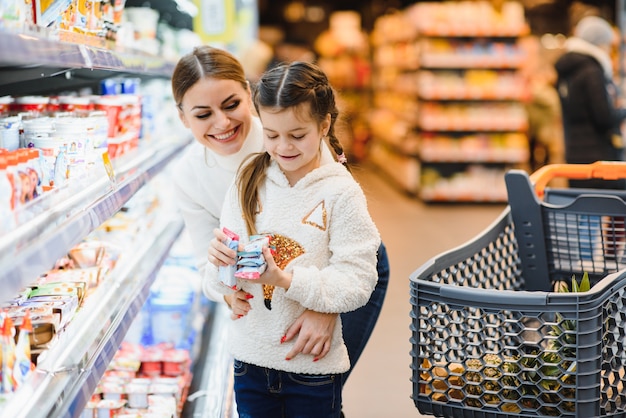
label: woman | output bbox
[170,45,389,385]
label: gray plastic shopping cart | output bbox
[410,162,626,417]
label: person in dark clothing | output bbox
[555,15,626,260]
[555,15,626,190]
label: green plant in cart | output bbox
[519,272,589,416]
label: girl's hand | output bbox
[225,289,253,320]
[282,310,336,361]
[208,228,237,267]
[239,245,292,289]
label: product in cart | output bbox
[411,161,626,418]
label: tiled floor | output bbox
[341,165,506,418]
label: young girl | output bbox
[205,61,381,418]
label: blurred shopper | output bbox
[554,15,626,189]
[555,15,626,259]
[170,46,390,410]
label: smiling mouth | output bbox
[212,126,238,141]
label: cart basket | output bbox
[410,162,626,418]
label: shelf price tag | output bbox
[101,151,116,183]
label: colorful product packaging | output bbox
[1,315,16,393]
[234,234,271,279]
[12,310,34,388]
[218,227,239,289]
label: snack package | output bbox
[234,234,271,280]
[218,227,239,289]
[12,310,34,388]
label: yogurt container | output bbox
[0,116,20,151]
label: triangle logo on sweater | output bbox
[302,200,327,231]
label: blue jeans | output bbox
[340,241,390,385]
[233,360,342,418]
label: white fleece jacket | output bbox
[205,159,381,374]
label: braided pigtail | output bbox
[325,109,350,171]
[237,152,271,237]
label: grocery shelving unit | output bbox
[0,25,195,418]
[369,1,531,202]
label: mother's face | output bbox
[178,77,253,156]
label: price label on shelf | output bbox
[101,151,115,183]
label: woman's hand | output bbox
[224,289,253,320]
[282,310,337,361]
[208,228,237,267]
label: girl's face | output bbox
[178,77,253,156]
[259,103,330,186]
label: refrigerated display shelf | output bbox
[0,138,191,305]
[0,20,207,418]
[0,211,184,418]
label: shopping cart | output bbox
[410,162,626,418]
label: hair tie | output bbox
[337,153,347,164]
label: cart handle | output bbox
[529,161,626,198]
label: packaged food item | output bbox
[234,234,271,279]
[161,348,189,376]
[0,116,20,151]
[125,382,149,408]
[95,399,126,417]
[13,96,49,116]
[29,281,86,305]
[0,154,17,233]
[100,380,125,401]
[9,305,61,348]
[12,310,34,388]
[1,314,17,393]
[218,227,239,289]
[22,294,80,329]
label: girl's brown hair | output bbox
[238,61,348,235]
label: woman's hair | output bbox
[171,45,248,108]
[238,61,347,235]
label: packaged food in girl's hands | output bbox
[234,266,265,280]
[234,234,271,280]
[218,227,239,289]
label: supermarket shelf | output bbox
[0,137,191,304]
[0,212,185,418]
[368,141,420,196]
[0,28,177,95]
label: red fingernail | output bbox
[237,314,243,318]
[245,294,254,299]
[280,335,286,344]
[313,358,319,362]
[285,357,291,361]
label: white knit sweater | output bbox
[205,159,381,374]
